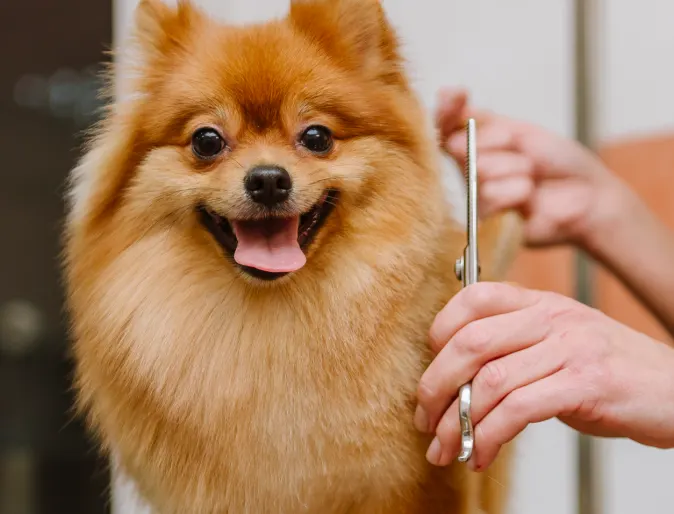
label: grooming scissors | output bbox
[454,118,479,463]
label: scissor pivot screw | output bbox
[454,257,464,281]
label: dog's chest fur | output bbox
[73,221,482,513]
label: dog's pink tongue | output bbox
[232,217,306,273]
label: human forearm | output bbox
[582,179,674,339]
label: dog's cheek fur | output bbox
[64,0,521,512]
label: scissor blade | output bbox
[465,118,479,286]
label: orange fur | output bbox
[63,1,521,512]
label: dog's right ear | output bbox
[134,0,198,60]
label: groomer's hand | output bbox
[435,88,632,250]
[415,282,674,471]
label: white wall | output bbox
[597,0,674,143]
[112,1,577,513]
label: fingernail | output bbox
[414,405,430,432]
[426,437,443,466]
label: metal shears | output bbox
[454,118,479,463]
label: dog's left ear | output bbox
[134,0,200,62]
[289,0,404,85]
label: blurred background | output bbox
[1,1,673,513]
[0,1,111,513]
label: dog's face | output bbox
[96,0,438,284]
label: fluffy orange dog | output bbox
[64,0,521,512]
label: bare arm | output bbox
[584,181,674,339]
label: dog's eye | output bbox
[192,128,225,159]
[299,125,333,155]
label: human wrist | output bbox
[578,174,674,337]
[576,174,645,262]
[641,339,674,449]
[662,352,674,448]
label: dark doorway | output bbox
[0,1,111,513]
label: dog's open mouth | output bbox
[199,190,339,280]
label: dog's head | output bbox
[70,0,443,285]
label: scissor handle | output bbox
[457,384,474,462]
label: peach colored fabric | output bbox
[507,248,575,298]
[597,133,674,343]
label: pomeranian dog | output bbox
[63,0,521,512]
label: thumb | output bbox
[436,87,469,142]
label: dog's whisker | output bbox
[321,199,340,208]
[486,473,505,490]
[306,176,366,187]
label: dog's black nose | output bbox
[244,166,292,207]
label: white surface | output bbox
[597,0,674,142]
[111,461,153,514]
[600,439,674,514]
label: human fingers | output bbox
[417,301,549,433]
[445,119,518,159]
[429,338,563,464]
[480,176,534,218]
[469,369,584,471]
[476,152,535,182]
[522,181,594,246]
[436,87,469,142]
[428,282,540,354]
